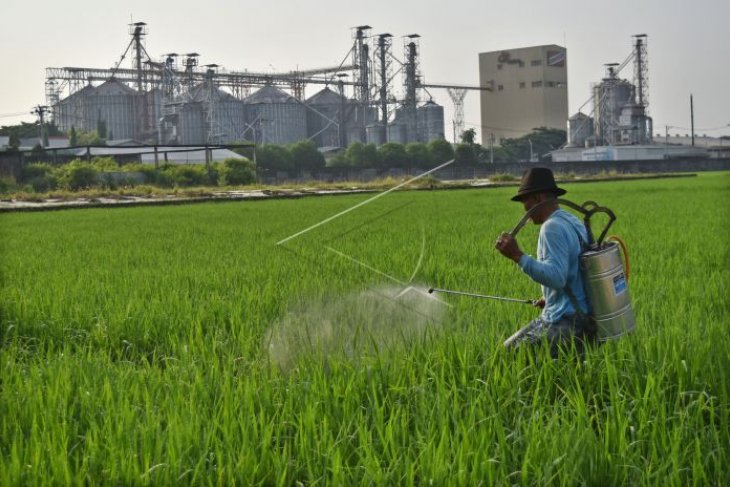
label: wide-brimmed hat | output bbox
[510,167,566,201]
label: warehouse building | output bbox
[478,45,568,145]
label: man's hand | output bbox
[532,297,546,308]
[495,232,524,263]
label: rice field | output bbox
[1,172,728,485]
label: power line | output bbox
[0,112,33,119]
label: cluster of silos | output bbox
[55,79,445,147]
[55,80,139,140]
[386,101,445,144]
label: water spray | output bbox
[427,287,534,305]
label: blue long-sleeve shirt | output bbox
[517,208,590,324]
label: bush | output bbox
[219,157,256,186]
[58,161,99,190]
[121,163,159,185]
[0,177,17,194]
[90,156,119,171]
[21,163,58,192]
[163,165,208,187]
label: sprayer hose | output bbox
[606,235,630,281]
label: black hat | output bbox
[510,167,566,201]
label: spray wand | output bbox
[427,287,534,305]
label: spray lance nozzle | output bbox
[428,287,534,305]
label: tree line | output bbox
[1,119,567,169]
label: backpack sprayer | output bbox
[429,199,635,341]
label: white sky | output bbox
[1,0,728,140]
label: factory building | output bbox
[478,45,568,145]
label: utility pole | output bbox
[690,94,695,147]
[31,105,50,148]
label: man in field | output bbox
[494,167,596,357]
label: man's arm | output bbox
[518,224,572,290]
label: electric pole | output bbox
[31,105,50,148]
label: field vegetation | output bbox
[0,172,728,485]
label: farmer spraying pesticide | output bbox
[495,168,596,357]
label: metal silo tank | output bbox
[214,91,247,143]
[594,77,634,145]
[306,87,345,148]
[244,86,307,145]
[417,101,445,142]
[366,123,386,145]
[568,112,594,148]
[91,80,138,140]
[387,123,407,144]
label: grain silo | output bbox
[305,87,348,148]
[55,80,138,140]
[174,81,247,144]
[55,85,97,135]
[386,122,407,144]
[417,101,445,142]
[568,112,594,148]
[366,123,386,145]
[593,66,634,145]
[243,85,307,145]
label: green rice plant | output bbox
[0,172,727,485]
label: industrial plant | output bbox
[45,23,491,148]
[35,26,725,164]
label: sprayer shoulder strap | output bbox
[553,212,591,319]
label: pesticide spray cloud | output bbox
[265,284,448,370]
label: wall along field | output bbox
[1,173,728,485]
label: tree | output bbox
[460,128,477,145]
[0,121,62,139]
[230,140,255,160]
[428,139,455,164]
[8,132,20,150]
[75,129,106,146]
[378,142,408,167]
[96,120,107,139]
[219,157,256,185]
[405,142,433,168]
[290,140,325,171]
[69,126,78,146]
[500,127,567,162]
[345,142,365,167]
[454,143,479,165]
[326,152,349,168]
[256,144,293,172]
[361,144,380,168]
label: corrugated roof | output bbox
[60,84,96,102]
[569,112,591,120]
[243,85,298,104]
[94,79,138,96]
[186,82,239,103]
[306,87,347,105]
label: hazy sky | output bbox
[1,0,728,140]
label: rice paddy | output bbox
[1,172,728,485]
